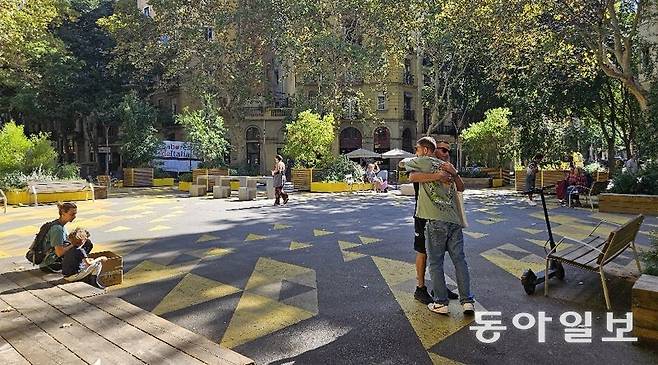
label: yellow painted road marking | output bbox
[371,256,485,361]
[149,225,171,232]
[220,292,314,348]
[152,273,241,315]
[110,260,194,291]
[197,234,219,243]
[338,241,365,262]
[0,225,39,240]
[105,226,131,233]
[149,217,171,223]
[590,212,635,225]
[274,224,292,230]
[481,244,545,278]
[289,241,312,250]
[463,231,488,239]
[313,229,333,237]
[359,236,382,245]
[516,227,543,235]
[524,238,572,252]
[244,233,267,242]
[221,257,318,348]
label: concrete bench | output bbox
[27,180,94,206]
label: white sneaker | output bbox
[527,200,537,206]
[428,303,450,315]
[462,302,475,315]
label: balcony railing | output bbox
[403,72,415,85]
[403,109,415,121]
[435,124,457,136]
[243,106,292,119]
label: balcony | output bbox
[403,72,415,85]
[435,124,457,136]
[243,106,292,120]
[403,109,415,121]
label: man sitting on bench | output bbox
[62,227,107,289]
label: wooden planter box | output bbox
[596,171,609,182]
[632,274,658,343]
[123,168,154,187]
[599,193,658,215]
[515,169,570,192]
[88,251,123,287]
[153,178,174,187]
[96,175,111,187]
[462,177,492,189]
[93,186,108,199]
[492,178,503,188]
[310,182,373,193]
[292,168,313,191]
[192,168,229,189]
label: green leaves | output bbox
[0,121,57,174]
[461,108,516,167]
[118,92,162,167]
[175,94,229,167]
[282,110,336,168]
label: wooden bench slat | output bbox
[31,286,206,365]
[0,335,30,365]
[0,298,86,365]
[85,295,254,365]
[1,290,143,365]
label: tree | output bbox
[0,121,57,174]
[176,94,230,167]
[282,110,336,168]
[118,92,162,167]
[461,108,516,167]
[273,0,413,117]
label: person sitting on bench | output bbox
[566,167,587,207]
[62,227,107,289]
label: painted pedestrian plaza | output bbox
[1,188,657,364]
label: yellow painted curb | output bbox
[310,182,374,193]
[153,178,175,186]
[5,190,91,205]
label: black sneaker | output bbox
[414,286,433,305]
[431,289,459,300]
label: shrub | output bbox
[0,121,57,174]
[178,172,192,182]
[0,171,28,190]
[608,162,658,195]
[318,155,365,183]
[584,162,606,175]
[154,168,170,178]
[55,163,80,180]
[282,110,336,168]
[642,232,658,276]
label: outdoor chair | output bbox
[568,180,609,210]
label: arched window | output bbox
[246,127,260,166]
[373,127,390,154]
[339,127,362,154]
[402,128,413,153]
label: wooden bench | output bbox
[27,180,94,206]
[0,269,254,365]
[0,188,6,213]
[544,214,644,310]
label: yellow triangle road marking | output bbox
[313,229,333,237]
[359,236,381,244]
[197,234,219,243]
[289,241,312,250]
[149,225,171,232]
[517,227,543,235]
[463,231,487,239]
[105,226,131,233]
[150,217,170,223]
[338,241,361,250]
[152,273,241,315]
[274,224,292,230]
[245,233,267,242]
[342,250,366,262]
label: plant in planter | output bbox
[178,173,193,182]
[642,233,658,276]
[461,108,516,168]
[318,155,365,183]
[283,110,336,168]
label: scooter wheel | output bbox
[555,263,565,280]
[520,269,537,295]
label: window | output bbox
[143,6,150,17]
[170,99,177,114]
[402,128,413,152]
[373,127,390,153]
[377,93,386,111]
[205,27,214,41]
[339,127,362,154]
[344,97,358,119]
[246,127,261,167]
[157,99,163,108]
